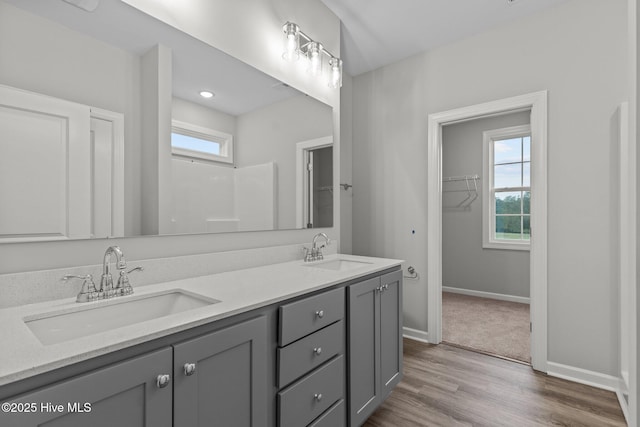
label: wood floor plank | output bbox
[363,339,626,427]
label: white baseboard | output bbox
[547,362,621,392]
[403,327,430,343]
[616,388,630,424]
[551,365,630,425]
[443,286,530,304]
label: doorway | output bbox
[441,112,531,364]
[427,91,548,372]
[296,136,334,228]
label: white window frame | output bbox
[482,124,531,251]
[171,120,234,165]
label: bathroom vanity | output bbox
[0,255,402,427]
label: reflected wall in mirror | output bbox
[0,0,334,243]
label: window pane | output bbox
[495,163,522,188]
[523,162,530,187]
[496,191,522,214]
[523,215,531,240]
[496,215,522,240]
[523,136,530,161]
[171,133,221,155]
[494,137,522,164]
[523,191,530,214]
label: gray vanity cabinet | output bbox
[173,316,268,427]
[277,287,346,426]
[347,270,403,427]
[0,347,173,427]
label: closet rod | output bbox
[442,174,480,182]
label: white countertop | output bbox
[0,254,401,387]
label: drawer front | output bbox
[279,288,345,346]
[278,320,344,388]
[308,399,345,427]
[278,355,344,427]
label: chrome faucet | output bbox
[101,246,127,296]
[304,233,331,262]
[62,246,142,302]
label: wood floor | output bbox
[363,339,627,427]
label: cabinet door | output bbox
[379,270,403,399]
[173,316,268,427]
[347,276,381,427]
[0,348,172,427]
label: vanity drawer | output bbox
[278,355,344,427]
[308,399,345,427]
[277,320,344,388]
[279,288,344,346]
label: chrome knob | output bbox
[184,363,196,376]
[314,393,323,401]
[315,310,324,318]
[156,374,171,388]
[313,347,322,356]
[383,284,389,290]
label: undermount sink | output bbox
[305,259,372,271]
[25,290,220,345]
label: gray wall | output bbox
[631,0,640,423]
[442,112,530,298]
[340,73,354,254]
[352,0,626,376]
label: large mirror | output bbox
[0,0,334,243]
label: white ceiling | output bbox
[320,0,572,76]
[5,0,301,115]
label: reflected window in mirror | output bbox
[171,120,234,165]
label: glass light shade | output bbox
[307,42,323,76]
[282,22,299,61]
[328,57,342,88]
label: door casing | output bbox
[426,91,548,372]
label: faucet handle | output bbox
[63,274,96,291]
[63,274,98,303]
[126,266,144,274]
[116,266,143,295]
[62,274,91,282]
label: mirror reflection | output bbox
[0,0,334,243]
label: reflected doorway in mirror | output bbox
[295,136,334,229]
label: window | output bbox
[482,124,531,250]
[171,120,233,164]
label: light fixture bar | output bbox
[282,21,342,88]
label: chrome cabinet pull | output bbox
[156,374,171,388]
[315,310,324,318]
[314,393,323,401]
[313,347,322,356]
[184,362,196,376]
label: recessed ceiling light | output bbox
[199,91,215,99]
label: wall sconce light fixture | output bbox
[282,21,343,88]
